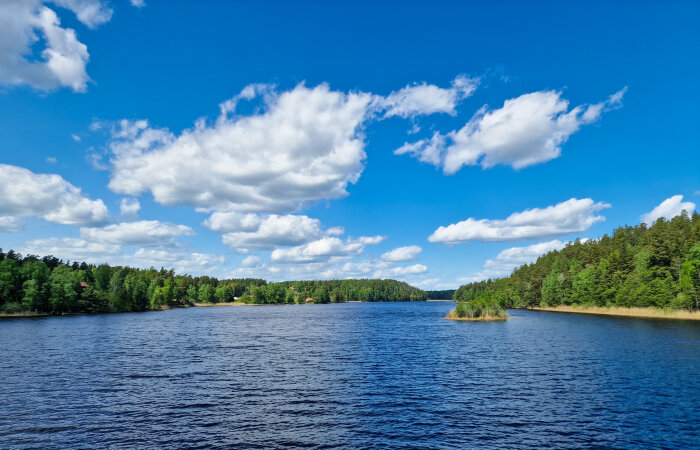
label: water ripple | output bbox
[1,303,699,448]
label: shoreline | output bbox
[193,301,258,307]
[445,315,508,322]
[525,305,700,321]
[0,311,52,318]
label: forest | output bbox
[0,249,267,314]
[454,212,700,311]
[425,289,456,300]
[0,249,425,314]
[248,279,426,304]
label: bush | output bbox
[453,298,506,318]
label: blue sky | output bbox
[0,0,698,289]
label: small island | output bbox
[445,298,508,321]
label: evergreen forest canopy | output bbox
[425,289,456,300]
[0,249,425,315]
[250,279,426,304]
[454,212,700,311]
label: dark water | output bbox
[1,302,699,449]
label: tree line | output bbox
[454,211,700,311]
[248,279,427,304]
[0,249,265,314]
[425,289,456,300]
[0,250,427,314]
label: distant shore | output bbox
[527,305,700,321]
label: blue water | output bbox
[1,302,698,448]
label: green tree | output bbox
[198,284,215,303]
[109,269,130,311]
[541,265,565,306]
[186,285,198,302]
[93,264,111,292]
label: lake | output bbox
[1,302,698,448]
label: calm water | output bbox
[1,302,699,449]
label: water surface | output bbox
[1,302,698,448]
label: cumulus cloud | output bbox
[0,216,26,232]
[482,239,567,275]
[21,237,121,262]
[429,198,609,244]
[274,257,425,281]
[80,220,195,247]
[130,0,145,8]
[381,245,422,262]
[270,235,385,264]
[128,248,224,273]
[239,255,263,269]
[202,210,262,233]
[641,195,696,224]
[395,88,626,173]
[119,198,140,217]
[106,83,373,213]
[381,264,428,276]
[0,0,144,92]
[0,0,106,91]
[219,214,326,250]
[379,75,479,118]
[0,163,109,228]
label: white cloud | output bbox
[240,255,263,269]
[319,259,427,281]
[270,235,385,264]
[381,264,428,276]
[71,133,81,141]
[106,83,373,213]
[379,75,479,118]
[395,132,446,167]
[482,239,567,275]
[325,226,345,236]
[641,195,696,224]
[128,248,224,274]
[414,278,441,288]
[119,198,140,217]
[46,156,57,163]
[0,1,110,92]
[396,88,626,173]
[429,198,609,244]
[202,210,262,233]
[0,163,109,228]
[21,237,121,261]
[381,245,422,262]
[80,220,195,247]
[328,259,391,277]
[130,0,145,8]
[0,216,25,232]
[220,214,325,250]
[0,0,144,92]
[51,0,113,28]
